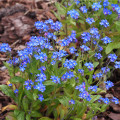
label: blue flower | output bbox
[80,45,90,51]
[75,82,86,92]
[8,83,12,87]
[78,69,84,76]
[114,61,120,69]
[25,85,31,90]
[67,9,79,19]
[63,59,77,69]
[103,0,109,7]
[100,97,110,104]
[108,54,117,62]
[80,6,88,13]
[92,2,102,11]
[14,89,18,94]
[88,85,98,92]
[104,81,114,90]
[36,73,46,83]
[86,18,95,24]
[35,83,46,92]
[0,43,11,52]
[50,76,60,84]
[95,53,102,59]
[93,72,103,79]
[101,36,112,44]
[61,71,74,81]
[101,67,110,74]
[79,91,91,101]
[97,45,103,52]
[69,47,77,54]
[111,97,119,104]
[100,19,109,27]
[38,94,44,101]
[103,8,112,15]
[69,99,75,104]
[84,62,94,71]
[81,32,91,43]
[38,66,46,73]
[90,27,99,35]
[51,60,56,65]
[34,52,47,63]
[74,0,80,5]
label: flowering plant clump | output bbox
[0,0,120,120]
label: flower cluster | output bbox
[67,9,79,19]
[86,18,95,24]
[100,19,109,27]
[63,59,77,69]
[0,43,11,52]
[85,62,94,71]
[80,6,88,13]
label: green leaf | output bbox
[31,111,42,117]
[3,62,14,77]
[32,100,41,110]
[6,112,17,120]
[0,85,15,100]
[26,114,31,120]
[55,2,66,15]
[58,96,69,106]
[93,62,99,68]
[105,42,120,54]
[90,95,101,103]
[14,110,25,120]
[100,104,109,112]
[73,118,82,120]
[38,117,52,120]
[44,81,55,86]
[10,76,25,83]
[70,78,76,87]
[22,97,29,112]
[24,89,33,100]
[67,3,75,11]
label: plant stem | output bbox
[65,0,69,37]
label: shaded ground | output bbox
[0,0,120,120]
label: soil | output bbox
[0,0,120,120]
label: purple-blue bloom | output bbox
[101,67,110,74]
[80,6,88,13]
[0,43,11,52]
[69,99,75,104]
[38,94,44,101]
[100,19,109,27]
[63,59,77,69]
[14,89,18,94]
[80,45,90,51]
[50,76,60,84]
[104,81,114,90]
[35,83,46,92]
[86,18,95,24]
[92,2,102,11]
[101,36,112,44]
[84,62,94,71]
[69,47,77,54]
[108,54,117,62]
[103,0,109,7]
[95,53,102,59]
[103,8,112,15]
[88,85,98,92]
[78,69,84,76]
[114,61,120,69]
[67,9,79,19]
[111,97,119,104]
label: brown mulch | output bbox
[0,0,120,120]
